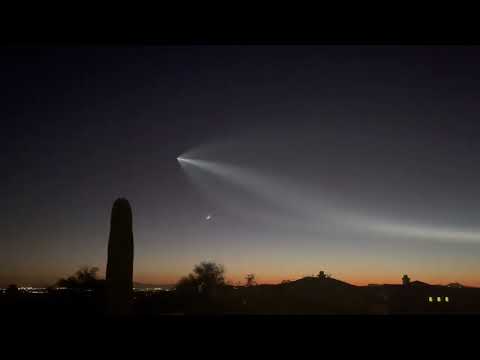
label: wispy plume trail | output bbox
[178,154,480,244]
[343,215,480,244]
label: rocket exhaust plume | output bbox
[177,153,480,244]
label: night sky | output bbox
[2,45,480,287]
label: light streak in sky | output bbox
[177,155,480,244]
[343,215,480,243]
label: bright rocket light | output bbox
[177,156,199,165]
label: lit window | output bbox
[437,297,441,302]
[428,297,433,302]
[445,297,449,302]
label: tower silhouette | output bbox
[106,198,134,316]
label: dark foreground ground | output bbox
[2,282,479,347]
[3,276,480,319]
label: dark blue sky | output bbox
[2,45,480,287]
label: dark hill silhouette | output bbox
[410,280,432,287]
[229,275,367,314]
[3,272,480,317]
[285,275,355,289]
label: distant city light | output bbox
[133,287,170,292]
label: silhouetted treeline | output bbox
[4,262,480,318]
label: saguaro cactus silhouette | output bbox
[106,198,134,316]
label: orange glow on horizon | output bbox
[133,273,480,288]
[5,269,480,288]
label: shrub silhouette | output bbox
[106,198,134,316]
[176,261,225,298]
[57,266,100,289]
